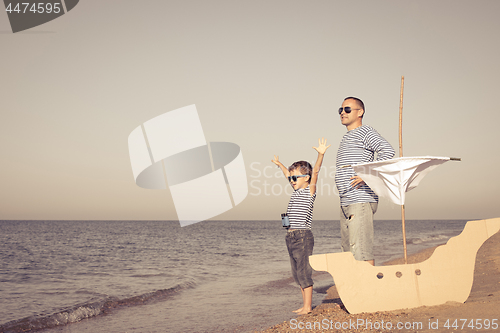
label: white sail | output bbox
[351,156,452,205]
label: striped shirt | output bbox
[286,185,316,230]
[335,125,395,206]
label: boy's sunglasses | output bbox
[288,175,309,182]
[338,107,360,114]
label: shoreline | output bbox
[259,230,500,332]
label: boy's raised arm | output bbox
[271,155,290,178]
[310,138,330,195]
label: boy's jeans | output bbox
[285,229,314,288]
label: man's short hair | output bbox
[344,96,365,118]
[288,161,312,183]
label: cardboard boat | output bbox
[309,218,500,314]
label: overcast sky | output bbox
[1,0,499,222]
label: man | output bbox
[335,97,395,265]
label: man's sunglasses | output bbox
[338,107,360,114]
[288,175,309,182]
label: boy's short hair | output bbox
[288,161,312,183]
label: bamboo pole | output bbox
[399,77,404,158]
[399,76,408,264]
[401,207,407,264]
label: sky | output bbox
[1,0,499,222]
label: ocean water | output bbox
[0,219,468,333]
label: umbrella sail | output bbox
[350,156,455,205]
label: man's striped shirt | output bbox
[286,185,316,230]
[335,125,395,206]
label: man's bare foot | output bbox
[292,307,303,313]
[295,309,312,315]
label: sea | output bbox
[0,219,469,333]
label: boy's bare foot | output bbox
[292,307,303,313]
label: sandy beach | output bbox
[259,230,500,333]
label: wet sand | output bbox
[259,230,500,332]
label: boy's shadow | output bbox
[314,284,346,312]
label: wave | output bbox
[214,252,247,257]
[407,234,449,245]
[0,280,196,333]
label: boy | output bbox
[271,138,330,315]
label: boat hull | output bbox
[309,218,500,314]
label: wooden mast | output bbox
[399,76,408,264]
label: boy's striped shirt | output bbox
[287,185,316,230]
